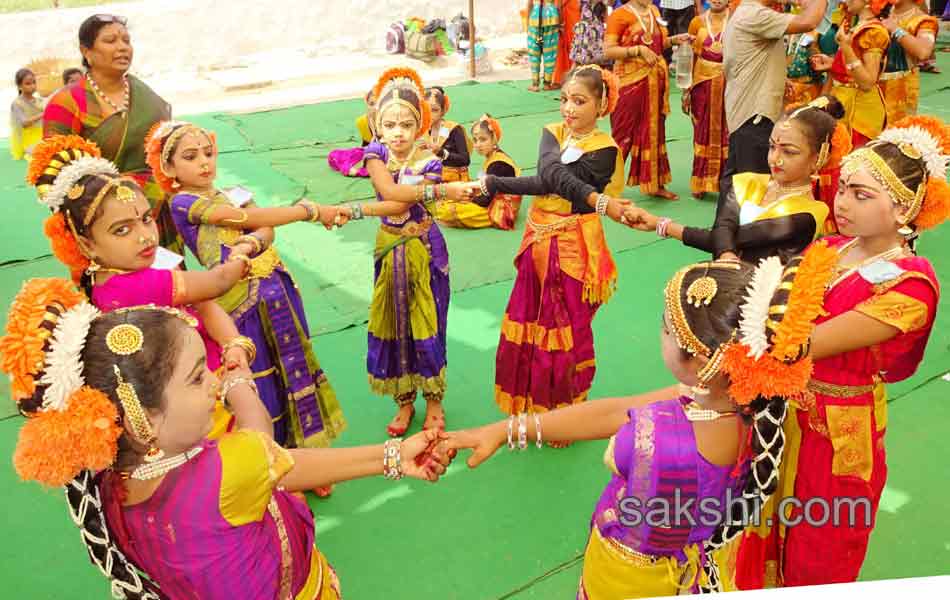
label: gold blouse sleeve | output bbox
[217,430,295,527]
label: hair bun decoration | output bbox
[879,116,950,181]
[720,241,837,405]
[0,278,122,487]
[28,135,118,211]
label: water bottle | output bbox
[675,42,693,90]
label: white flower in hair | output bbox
[38,302,101,412]
[878,126,949,181]
[41,156,119,211]
[738,257,784,359]
[151,120,191,142]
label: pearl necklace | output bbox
[126,446,203,480]
[88,74,130,114]
[683,400,737,422]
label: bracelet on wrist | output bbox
[222,335,257,364]
[383,439,404,480]
[218,376,259,410]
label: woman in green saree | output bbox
[43,14,176,251]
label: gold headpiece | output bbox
[160,124,208,173]
[664,261,743,357]
[842,145,924,223]
[686,276,718,307]
[113,364,156,447]
[106,323,144,356]
[83,176,139,226]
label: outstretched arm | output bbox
[281,429,452,490]
[450,384,680,467]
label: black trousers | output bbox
[722,115,773,182]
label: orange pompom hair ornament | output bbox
[373,67,432,139]
[0,278,123,487]
[878,115,950,230]
[474,114,503,143]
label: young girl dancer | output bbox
[146,121,347,471]
[435,114,523,230]
[467,66,632,446]
[423,86,472,183]
[0,280,452,600]
[736,115,950,588]
[339,68,467,437]
[449,242,837,596]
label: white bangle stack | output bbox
[595,194,609,216]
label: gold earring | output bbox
[144,442,165,463]
[86,259,101,275]
[171,179,181,189]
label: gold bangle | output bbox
[222,335,257,364]
[228,254,252,279]
[235,234,263,256]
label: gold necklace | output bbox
[387,145,418,174]
[892,7,918,22]
[563,128,596,148]
[830,239,908,289]
[627,3,655,43]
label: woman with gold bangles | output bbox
[735,115,950,588]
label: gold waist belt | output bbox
[380,216,432,238]
[526,213,579,242]
[879,68,917,81]
[807,378,876,398]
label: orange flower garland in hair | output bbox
[889,115,950,231]
[477,114,503,143]
[373,67,432,138]
[600,69,620,116]
[825,122,853,171]
[14,386,121,486]
[144,121,175,194]
[44,212,90,283]
[720,241,838,406]
[0,278,86,400]
[0,278,123,487]
[768,241,837,361]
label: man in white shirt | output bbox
[721,0,828,179]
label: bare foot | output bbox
[692,191,705,199]
[422,400,445,431]
[387,404,415,437]
[528,83,540,92]
[543,82,558,91]
[652,188,679,201]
